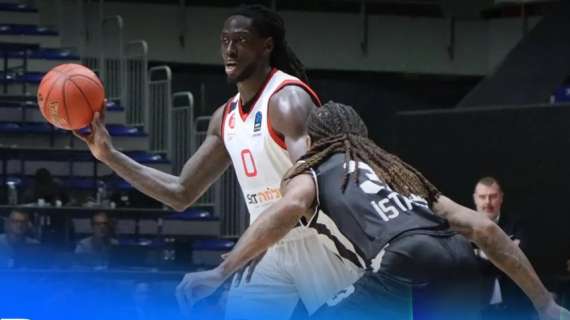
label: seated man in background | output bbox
[75,211,117,267]
[0,209,40,268]
[22,168,68,206]
[473,177,536,320]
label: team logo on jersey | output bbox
[246,187,282,205]
[254,111,262,133]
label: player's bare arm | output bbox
[269,85,316,162]
[75,104,231,211]
[432,196,564,319]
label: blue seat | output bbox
[0,148,169,166]
[64,176,97,190]
[4,175,31,189]
[166,208,214,221]
[74,124,146,137]
[0,94,39,102]
[0,24,57,36]
[106,124,146,137]
[5,47,79,60]
[106,100,123,111]
[0,3,36,12]
[22,121,52,133]
[0,101,30,108]
[0,148,88,161]
[552,86,570,103]
[0,121,51,133]
[0,72,44,84]
[3,174,130,191]
[4,176,23,187]
[0,121,146,135]
[0,121,22,132]
[7,174,132,191]
[19,72,43,83]
[109,178,132,191]
[116,238,164,247]
[28,48,79,60]
[125,151,169,164]
[0,99,124,114]
[0,42,39,53]
[191,239,236,251]
[0,72,18,82]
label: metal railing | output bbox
[190,116,247,236]
[77,5,150,125]
[217,169,248,237]
[171,91,195,175]
[79,0,104,76]
[57,0,84,48]
[125,40,148,127]
[148,66,172,154]
[191,116,215,206]
[101,15,125,106]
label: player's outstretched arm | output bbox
[433,195,569,320]
[74,105,231,211]
[176,173,316,308]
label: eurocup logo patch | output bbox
[254,111,262,133]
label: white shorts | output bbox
[224,227,363,320]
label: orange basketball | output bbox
[37,63,105,130]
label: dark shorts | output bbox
[312,232,483,320]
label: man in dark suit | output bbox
[473,177,536,320]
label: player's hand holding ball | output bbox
[37,63,114,161]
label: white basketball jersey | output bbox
[221,68,320,223]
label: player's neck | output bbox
[237,65,273,110]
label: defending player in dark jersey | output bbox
[182,101,569,320]
[305,152,480,319]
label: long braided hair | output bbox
[284,101,441,206]
[231,4,308,83]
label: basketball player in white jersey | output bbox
[74,4,361,320]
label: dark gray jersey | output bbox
[307,153,453,270]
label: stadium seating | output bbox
[0,1,235,271]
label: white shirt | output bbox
[221,68,320,223]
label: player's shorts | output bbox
[313,232,483,320]
[224,226,364,320]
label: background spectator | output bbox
[473,177,535,320]
[22,168,68,206]
[0,209,40,268]
[74,211,118,267]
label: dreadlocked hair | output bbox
[231,4,308,83]
[284,101,441,206]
